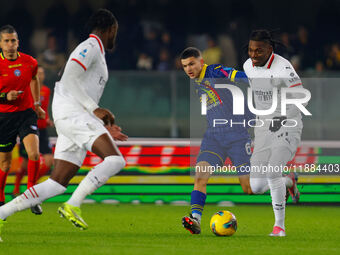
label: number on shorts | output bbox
[245,142,252,155]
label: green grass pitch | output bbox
[1,203,339,255]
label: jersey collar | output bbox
[0,52,20,61]
[197,64,208,83]
[265,52,275,69]
[89,34,104,54]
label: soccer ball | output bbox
[210,210,237,236]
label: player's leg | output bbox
[19,109,40,190]
[227,138,253,194]
[22,133,44,215]
[182,161,210,234]
[65,133,125,209]
[0,134,81,222]
[267,146,293,236]
[22,134,40,188]
[183,132,225,234]
[0,152,11,206]
[249,149,270,195]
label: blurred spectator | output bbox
[37,33,66,73]
[137,53,153,71]
[315,61,324,73]
[325,43,340,70]
[157,49,171,71]
[292,26,315,70]
[277,32,295,60]
[71,0,93,43]
[142,29,161,64]
[160,32,176,58]
[43,2,70,52]
[218,35,237,67]
[202,37,222,65]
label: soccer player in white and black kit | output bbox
[243,30,303,237]
[0,9,128,239]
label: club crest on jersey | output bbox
[79,49,88,58]
[14,69,21,77]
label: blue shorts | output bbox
[197,131,251,175]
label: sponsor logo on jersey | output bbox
[14,69,21,77]
[79,49,88,58]
[8,64,22,68]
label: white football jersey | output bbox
[53,34,108,120]
[243,53,303,129]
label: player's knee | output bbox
[250,179,265,194]
[241,185,253,195]
[0,160,11,172]
[103,155,126,176]
[195,178,209,187]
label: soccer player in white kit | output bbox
[0,9,127,239]
[243,30,303,237]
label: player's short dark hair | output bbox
[0,25,17,39]
[86,9,117,33]
[249,29,283,50]
[180,47,202,59]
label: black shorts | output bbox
[19,128,52,158]
[0,108,38,152]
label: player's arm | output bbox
[218,66,249,85]
[30,75,46,119]
[62,52,114,126]
[282,65,306,119]
[269,64,305,132]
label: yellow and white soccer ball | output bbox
[210,210,237,236]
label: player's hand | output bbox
[35,106,46,119]
[269,116,287,132]
[6,90,22,101]
[105,124,128,141]
[93,108,115,125]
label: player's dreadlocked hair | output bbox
[86,9,117,33]
[0,25,17,39]
[180,47,202,59]
[248,29,284,50]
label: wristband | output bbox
[0,92,7,102]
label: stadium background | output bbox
[1,0,340,205]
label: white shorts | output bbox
[252,126,301,163]
[54,112,112,167]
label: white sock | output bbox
[192,213,201,223]
[67,156,125,208]
[267,177,286,229]
[284,175,293,188]
[0,178,65,220]
[267,147,292,230]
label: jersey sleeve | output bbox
[281,62,302,88]
[70,42,99,71]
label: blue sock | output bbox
[190,190,206,222]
